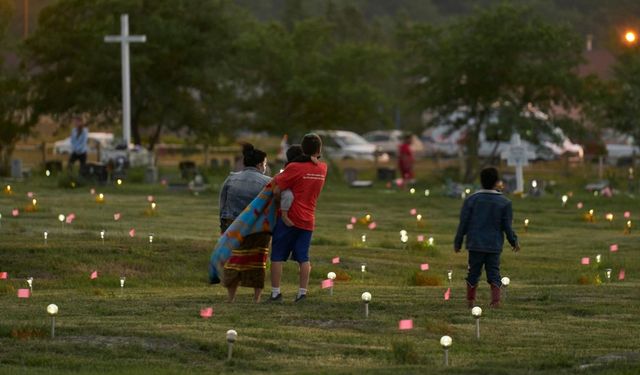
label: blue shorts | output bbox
[271,218,313,263]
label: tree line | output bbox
[1,0,639,180]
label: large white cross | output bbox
[104,14,146,147]
[501,133,536,193]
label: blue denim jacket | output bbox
[219,167,271,221]
[454,190,518,253]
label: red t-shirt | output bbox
[274,162,327,231]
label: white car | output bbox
[313,130,380,161]
[422,124,583,160]
[363,130,425,157]
[602,129,639,164]
[54,132,114,155]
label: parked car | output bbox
[601,128,639,165]
[421,124,583,161]
[54,132,114,155]
[313,130,380,161]
[363,130,425,157]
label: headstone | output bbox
[81,163,108,184]
[145,166,158,184]
[11,159,22,179]
[376,167,396,181]
[501,134,536,193]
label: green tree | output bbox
[0,0,35,175]
[405,3,585,181]
[23,0,244,150]
[596,46,640,150]
[234,16,393,135]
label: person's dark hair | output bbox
[242,143,267,167]
[480,167,499,189]
[301,133,322,156]
[286,144,303,166]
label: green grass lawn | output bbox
[0,171,639,374]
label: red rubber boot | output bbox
[466,283,477,308]
[490,284,501,308]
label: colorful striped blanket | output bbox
[209,183,277,284]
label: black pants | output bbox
[69,152,87,169]
[466,251,502,287]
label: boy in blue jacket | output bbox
[454,167,520,307]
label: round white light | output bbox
[440,335,452,348]
[409,188,416,194]
[399,230,407,236]
[401,235,409,243]
[47,304,58,315]
[226,329,238,342]
[361,292,372,302]
[501,277,510,286]
[58,214,65,222]
[424,189,430,197]
[361,264,366,272]
[327,272,337,280]
[561,195,568,203]
[416,214,422,221]
[471,306,482,317]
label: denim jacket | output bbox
[454,190,518,253]
[219,167,271,221]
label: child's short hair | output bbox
[480,167,499,189]
[286,144,303,165]
[301,133,322,156]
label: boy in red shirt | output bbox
[269,133,327,302]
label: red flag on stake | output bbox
[420,263,429,271]
[321,279,333,289]
[610,244,618,252]
[0,272,7,279]
[581,257,590,265]
[113,213,121,221]
[332,257,340,264]
[444,288,451,301]
[399,319,413,330]
[90,271,98,279]
[129,228,136,237]
[17,289,30,298]
[619,269,625,281]
[200,307,213,318]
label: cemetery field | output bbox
[0,174,639,375]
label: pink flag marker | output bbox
[12,209,19,217]
[321,279,333,289]
[417,235,425,242]
[618,269,625,281]
[27,192,34,198]
[577,202,583,209]
[444,288,451,301]
[200,307,213,319]
[147,195,155,203]
[0,272,7,279]
[368,222,377,230]
[90,270,98,279]
[332,257,340,264]
[624,211,631,219]
[398,319,413,330]
[420,263,429,271]
[90,188,96,195]
[113,213,121,221]
[610,244,619,252]
[65,213,76,224]
[410,208,417,216]
[17,289,30,298]
[346,224,354,230]
[581,257,590,265]
[350,217,357,224]
[129,228,136,237]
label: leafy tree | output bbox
[0,0,35,175]
[234,16,393,135]
[23,0,244,149]
[596,46,640,150]
[405,3,586,181]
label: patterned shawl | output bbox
[209,182,277,284]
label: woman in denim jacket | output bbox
[219,143,272,303]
